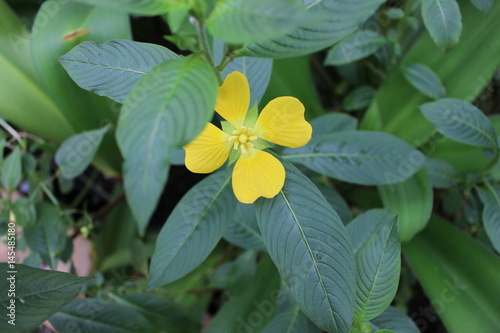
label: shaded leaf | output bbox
[255,161,355,333]
[60,40,180,103]
[149,171,236,288]
[1,147,22,189]
[325,30,386,66]
[283,131,426,185]
[0,263,89,332]
[117,56,218,235]
[420,98,498,147]
[370,306,419,333]
[421,0,462,48]
[223,203,266,251]
[310,113,358,140]
[424,158,458,188]
[262,304,322,333]
[74,0,189,15]
[470,0,493,13]
[401,63,446,99]
[477,184,500,252]
[55,126,109,179]
[378,169,433,242]
[343,86,377,111]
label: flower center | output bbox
[228,126,258,153]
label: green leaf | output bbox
[403,216,500,333]
[106,292,199,332]
[262,304,322,333]
[60,40,181,103]
[206,0,305,44]
[477,184,500,252]
[50,298,155,333]
[223,202,266,251]
[30,0,131,175]
[149,170,236,289]
[343,86,377,112]
[424,158,458,188]
[55,126,109,179]
[214,39,273,105]
[283,131,426,185]
[117,56,218,235]
[240,0,386,58]
[11,197,36,228]
[255,161,355,333]
[1,147,22,189]
[205,256,281,333]
[420,98,498,147]
[0,263,90,332]
[23,202,68,269]
[421,0,462,48]
[352,216,400,322]
[325,30,386,66]
[370,306,419,333]
[378,169,433,242]
[74,0,189,15]
[470,0,493,13]
[316,184,353,224]
[347,209,394,254]
[0,1,74,143]
[401,63,446,99]
[310,113,358,140]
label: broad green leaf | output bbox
[240,0,386,58]
[283,131,426,185]
[149,170,236,288]
[11,197,36,228]
[401,63,446,99]
[325,30,386,66]
[424,158,458,188]
[206,0,305,44]
[346,209,395,254]
[117,56,218,235]
[0,1,74,143]
[223,202,266,251]
[262,305,322,333]
[403,216,500,333]
[74,0,189,15]
[23,202,68,269]
[421,0,462,48]
[55,126,109,179]
[205,256,281,333]
[361,1,500,146]
[420,99,498,147]
[1,147,22,189]
[353,217,400,322]
[30,1,131,175]
[310,113,358,140]
[477,184,500,252]
[106,292,199,332]
[255,161,355,333]
[0,263,90,332]
[50,298,155,333]
[378,169,433,242]
[214,39,273,105]
[60,40,181,103]
[370,306,419,333]
[470,0,493,13]
[343,86,377,112]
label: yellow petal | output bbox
[184,123,231,174]
[232,149,285,204]
[253,96,312,148]
[215,71,250,129]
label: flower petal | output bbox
[215,71,250,129]
[184,123,231,173]
[253,96,312,148]
[232,149,285,204]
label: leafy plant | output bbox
[1,0,499,332]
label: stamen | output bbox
[248,136,258,141]
[240,144,246,153]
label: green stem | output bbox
[480,148,500,177]
[194,17,223,85]
[0,118,26,151]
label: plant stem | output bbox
[194,17,223,85]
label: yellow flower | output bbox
[184,71,312,204]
